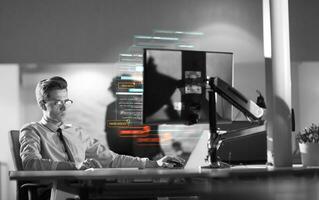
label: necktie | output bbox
[57,128,74,162]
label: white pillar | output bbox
[268,0,292,167]
[263,0,274,165]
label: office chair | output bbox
[9,130,48,200]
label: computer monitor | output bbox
[143,48,233,125]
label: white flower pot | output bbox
[299,143,319,167]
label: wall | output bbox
[0,0,265,119]
[0,0,264,64]
[289,0,319,140]
[289,0,319,62]
[295,62,319,131]
[290,61,319,154]
[0,65,19,200]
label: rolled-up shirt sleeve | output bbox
[20,126,59,170]
[83,135,158,168]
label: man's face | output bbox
[42,89,69,123]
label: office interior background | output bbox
[0,0,318,199]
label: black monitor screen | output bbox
[143,49,233,125]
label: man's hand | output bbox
[157,156,185,169]
[79,158,103,170]
[56,161,77,170]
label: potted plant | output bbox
[296,123,319,167]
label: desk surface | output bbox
[10,166,319,200]
[10,168,216,199]
[9,168,220,181]
[9,165,319,181]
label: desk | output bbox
[203,166,319,200]
[10,166,319,200]
[9,168,216,199]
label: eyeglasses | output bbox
[44,99,73,107]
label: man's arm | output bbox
[84,137,158,168]
[19,126,76,170]
[81,130,184,169]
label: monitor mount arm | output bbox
[206,77,265,168]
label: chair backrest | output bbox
[9,130,23,171]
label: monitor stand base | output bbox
[201,161,231,169]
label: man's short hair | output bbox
[35,76,68,106]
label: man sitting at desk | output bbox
[19,76,184,171]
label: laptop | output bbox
[184,130,210,169]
